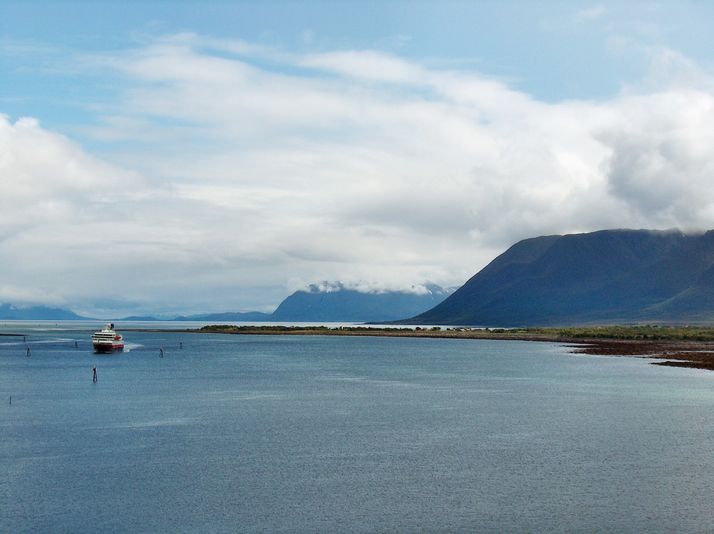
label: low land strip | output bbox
[188,324,714,371]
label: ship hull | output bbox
[93,342,124,353]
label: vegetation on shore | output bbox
[198,324,714,342]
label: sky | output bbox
[2,1,714,317]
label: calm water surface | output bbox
[2,324,714,532]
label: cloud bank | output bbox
[3,35,714,315]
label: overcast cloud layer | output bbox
[3,33,714,316]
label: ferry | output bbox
[92,323,125,353]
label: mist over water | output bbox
[3,324,714,532]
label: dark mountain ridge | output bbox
[407,229,714,326]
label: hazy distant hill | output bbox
[407,229,714,326]
[0,303,87,320]
[172,311,272,322]
[270,283,453,322]
[118,285,450,323]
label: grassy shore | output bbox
[194,324,714,370]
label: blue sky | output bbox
[4,1,714,107]
[2,1,714,316]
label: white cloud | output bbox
[290,280,438,296]
[4,37,714,315]
[0,115,145,235]
[598,89,714,227]
[299,50,427,83]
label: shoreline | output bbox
[129,325,714,371]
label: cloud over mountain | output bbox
[3,35,714,315]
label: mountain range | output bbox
[407,229,714,326]
[11,229,714,326]
[170,283,452,323]
[0,284,450,323]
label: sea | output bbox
[3,321,714,533]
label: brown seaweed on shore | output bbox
[571,340,714,370]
